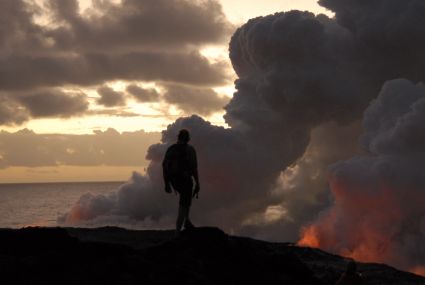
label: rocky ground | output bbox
[0,226,423,284]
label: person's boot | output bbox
[184,219,195,230]
[176,205,186,231]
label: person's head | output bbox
[178,129,190,143]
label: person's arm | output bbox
[162,147,172,193]
[191,147,200,197]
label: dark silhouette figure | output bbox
[162,129,200,233]
[336,260,366,285]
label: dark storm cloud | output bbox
[15,89,89,117]
[126,83,229,116]
[0,128,161,168]
[0,51,228,91]
[0,96,29,125]
[0,0,231,89]
[163,84,229,116]
[0,0,232,123]
[46,0,233,51]
[97,86,126,107]
[126,84,160,103]
[0,0,45,54]
[0,88,88,123]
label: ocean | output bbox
[0,181,123,228]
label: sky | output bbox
[0,0,329,183]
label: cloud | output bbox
[0,0,233,124]
[59,172,169,225]
[299,79,425,273]
[46,0,234,51]
[0,0,232,91]
[86,109,141,117]
[163,84,229,116]
[0,51,229,91]
[0,128,161,168]
[0,96,29,125]
[239,121,363,241]
[126,84,160,103]
[361,79,425,155]
[61,115,280,229]
[319,0,425,82]
[0,0,44,55]
[227,11,373,132]
[59,116,360,237]
[15,89,89,117]
[0,88,88,123]
[126,83,229,116]
[97,86,126,107]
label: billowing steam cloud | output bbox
[299,79,425,274]
[61,115,279,230]
[61,10,365,231]
[62,0,425,274]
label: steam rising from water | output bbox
[299,80,425,273]
[61,0,425,274]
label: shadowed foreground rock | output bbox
[0,227,423,284]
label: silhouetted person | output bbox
[336,260,366,285]
[162,129,200,233]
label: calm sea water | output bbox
[0,182,123,228]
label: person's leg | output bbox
[184,206,195,229]
[182,182,195,229]
[176,205,193,230]
[171,179,184,233]
[175,177,194,232]
[176,204,186,232]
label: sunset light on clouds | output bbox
[0,0,329,182]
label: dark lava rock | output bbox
[141,227,321,284]
[0,227,423,285]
